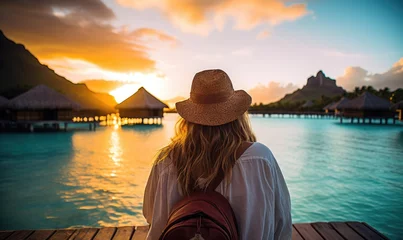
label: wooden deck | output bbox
[0,222,388,240]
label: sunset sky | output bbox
[0,0,402,103]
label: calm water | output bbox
[0,114,402,238]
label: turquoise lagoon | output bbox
[0,114,402,238]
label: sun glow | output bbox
[109,72,167,103]
[41,58,168,103]
[110,84,141,103]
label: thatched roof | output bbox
[0,96,9,108]
[302,100,314,108]
[8,85,81,110]
[328,97,350,110]
[391,100,403,110]
[116,87,168,109]
[323,102,335,110]
[338,92,391,110]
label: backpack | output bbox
[159,173,239,240]
[159,142,252,240]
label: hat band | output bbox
[190,91,234,104]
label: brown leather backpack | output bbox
[159,142,253,240]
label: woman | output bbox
[143,69,291,239]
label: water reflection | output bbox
[0,132,75,230]
[121,124,163,135]
[2,114,402,238]
[57,124,174,228]
[109,130,122,166]
[53,116,179,228]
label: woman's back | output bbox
[143,142,291,240]
[143,69,291,239]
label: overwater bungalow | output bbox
[323,102,335,114]
[8,85,81,121]
[338,92,393,124]
[7,85,83,131]
[326,97,350,115]
[116,87,168,125]
[391,100,403,121]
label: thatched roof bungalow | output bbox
[323,102,335,112]
[8,85,81,121]
[323,97,350,114]
[330,97,350,111]
[338,92,393,119]
[116,87,168,120]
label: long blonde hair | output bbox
[155,112,256,196]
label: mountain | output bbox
[279,70,345,103]
[74,83,116,108]
[0,30,116,112]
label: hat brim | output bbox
[175,90,252,126]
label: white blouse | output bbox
[143,142,292,240]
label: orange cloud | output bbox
[337,58,403,91]
[130,28,179,46]
[337,67,370,91]
[248,82,299,104]
[117,0,309,35]
[0,0,177,72]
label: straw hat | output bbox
[176,69,252,126]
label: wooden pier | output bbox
[0,222,389,240]
[339,116,397,125]
[0,121,97,132]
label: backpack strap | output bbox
[206,142,254,192]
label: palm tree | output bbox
[366,85,375,94]
[380,87,391,98]
[354,87,360,96]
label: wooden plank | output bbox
[26,230,56,240]
[93,227,116,240]
[0,231,13,240]
[67,231,79,240]
[312,222,344,240]
[330,222,364,240]
[69,228,98,240]
[292,225,303,240]
[294,223,324,240]
[48,230,75,240]
[6,230,34,240]
[362,223,389,240]
[347,222,385,240]
[113,227,134,240]
[131,226,148,240]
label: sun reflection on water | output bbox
[56,121,171,228]
[109,130,122,166]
